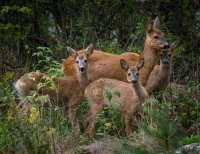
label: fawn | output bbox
[84,59,149,137]
[15,44,94,127]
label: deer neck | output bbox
[159,60,171,80]
[139,41,159,86]
[77,72,89,90]
[131,81,148,103]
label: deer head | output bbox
[145,17,169,50]
[160,42,176,65]
[67,44,94,75]
[120,59,144,84]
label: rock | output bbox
[82,137,116,154]
[82,136,134,154]
[175,143,200,154]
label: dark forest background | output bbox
[1,0,200,82]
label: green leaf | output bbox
[105,89,113,102]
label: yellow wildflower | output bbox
[28,106,39,123]
[104,122,112,128]
[47,127,56,136]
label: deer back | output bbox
[62,50,140,82]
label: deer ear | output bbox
[170,42,177,49]
[145,21,153,33]
[137,58,144,70]
[120,59,129,71]
[67,47,77,57]
[86,43,94,56]
[153,16,160,29]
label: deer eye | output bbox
[128,72,131,76]
[154,36,159,39]
[136,72,139,76]
[84,59,87,63]
[76,60,79,63]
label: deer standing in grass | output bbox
[84,59,149,137]
[15,44,94,127]
[62,17,169,86]
[145,42,176,94]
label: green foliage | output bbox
[188,80,200,92]
[94,90,125,138]
[0,83,77,153]
[0,71,76,153]
[0,72,15,112]
[164,82,200,132]
[32,47,64,77]
[0,105,73,153]
[97,40,124,54]
[112,139,151,154]
[137,99,183,153]
[179,135,200,145]
[38,76,56,91]
[95,104,125,138]
[0,23,22,41]
[1,5,32,14]
[32,47,54,71]
[0,5,32,43]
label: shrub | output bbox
[94,89,125,138]
[179,135,200,145]
[32,47,64,78]
[135,98,184,153]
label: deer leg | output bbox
[123,113,132,137]
[84,103,104,138]
[67,98,80,131]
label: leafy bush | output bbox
[97,39,124,54]
[95,104,125,138]
[76,99,90,132]
[0,91,77,153]
[163,82,200,134]
[0,72,15,112]
[94,89,125,138]
[0,71,79,153]
[136,98,184,153]
[179,135,200,145]
[32,47,64,77]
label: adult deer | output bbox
[145,42,176,94]
[62,17,168,86]
[15,44,94,127]
[139,16,169,86]
[84,59,149,137]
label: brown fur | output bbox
[62,50,140,82]
[15,72,83,126]
[62,17,168,86]
[145,44,175,93]
[14,72,46,96]
[15,44,94,127]
[84,60,149,137]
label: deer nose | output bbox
[162,59,169,65]
[132,80,137,84]
[79,67,85,72]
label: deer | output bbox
[62,17,169,86]
[145,42,176,94]
[83,59,149,137]
[14,44,94,128]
